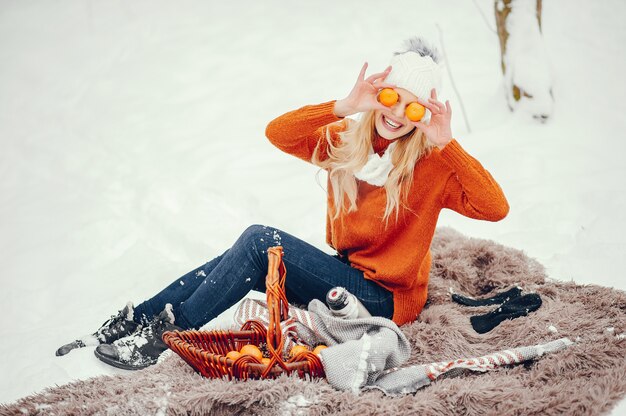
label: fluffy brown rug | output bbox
[2,227,625,416]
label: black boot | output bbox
[452,286,523,307]
[470,293,542,334]
[94,304,182,370]
[56,302,141,356]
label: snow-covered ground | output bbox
[1,0,625,411]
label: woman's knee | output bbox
[238,224,279,250]
[241,224,267,239]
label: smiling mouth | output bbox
[382,114,403,131]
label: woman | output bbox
[55,38,508,370]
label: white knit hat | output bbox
[384,38,443,101]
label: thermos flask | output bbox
[325,287,371,319]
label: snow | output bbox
[280,394,314,415]
[154,384,171,416]
[0,1,625,414]
[126,301,134,322]
[164,303,175,324]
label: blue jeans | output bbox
[133,225,394,329]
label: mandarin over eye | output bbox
[378,88,399,107]
[405,102,426,121]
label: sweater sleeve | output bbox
[265,100,347,164]
[439,139,510,221]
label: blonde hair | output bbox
[311,110,434,226]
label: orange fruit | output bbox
[405,102,426,121]
[261,357,271,366]
[225,350,242,361]
[289,345,309,358]
[378,88,398,107]
[313,345,328,355]
[240,345,263,361]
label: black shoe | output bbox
[452,286,523,307]
[470,293,542,334]
[94,304,181,370]
[56,302,140,356]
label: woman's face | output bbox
[374,87,419,140]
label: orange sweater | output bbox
[265,101,509,325]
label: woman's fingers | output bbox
[372,81,397,90]
[428,98,447,114]
[445,100,452,115]
[358,62,369,81]
[416,97,440,113]
[365,72,389,83]
[365,66,392,83]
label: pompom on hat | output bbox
[385,37,443,102]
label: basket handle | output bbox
[265,246,289,359]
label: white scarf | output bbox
[354,141,396,187]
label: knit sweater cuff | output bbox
[438,139,476,172]
[305,100,344,125]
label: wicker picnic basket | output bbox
[162,246,325,380]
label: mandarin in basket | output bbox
[378,88,398,107]
[240,344,263,361]
[225,350,242,361]
[289,345,309,358]
[261,357,272,366]
[313,345,328,355]
[405,102,426,122]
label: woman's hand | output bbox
[413,89,453,149]
[334,62,396,118]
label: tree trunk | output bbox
[494,0,552,120]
